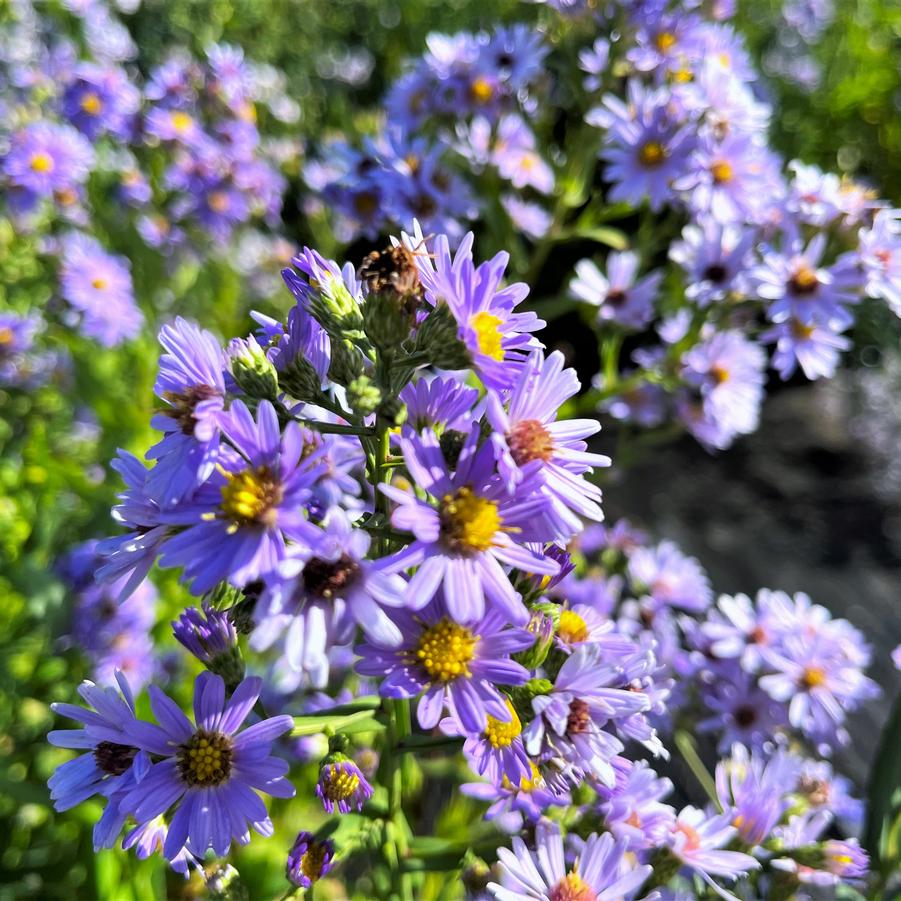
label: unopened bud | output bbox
[347,375,382,416]
[328,337,365,386]
[227,336,278,401]
[414,303,469,370]
[513,606,557,670]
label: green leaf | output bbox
[864,693,901,874]
[291,709,386,736]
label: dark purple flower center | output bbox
[734,705,757,728]
[566,699,591,735]
[302,554,361,600]
[163,384,221,435]
[702,264,728,283]
[93,741,138,776]
[177,729,233,787]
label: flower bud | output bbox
[414,303,469,370]
[172,604,245,691]
[227,336,278,401]
[286,831,335,889]
[347,374,382,416]
[327,337,365,386]
[308,272,364,336]
[513,606,557,670]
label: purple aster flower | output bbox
[48,672,151,851]
[158,399,326,594]
[315,756,373,814]
[146,317,228,506]
[758,633,879,748]
[762,316,850,380]
[787,161,842,227]
[772,812,869,886]
[669,219,756,306]
[678,329,766,450]
[354,596,533,733]
[664,806,760,893]
[589,80,695,211]
[121,816,199,877]
[3,121,94,200]
[570,252,662,329]
[859,207,901,314]
[523,642,653,787]
[400,226,544,392]
[379,426,560,626]
[793,757,863,826]
[596,760,675,851]
[501,195,552,240]
[250,507,408,683]
[751,231,862,330]
[120,673,294,860]
[286,831,334,889]
[580,38,610,91]
[486,349,609,529]
[628,540,712,614]
[462,762,570,833]
[715,745,798,847]
[0,311,43,386]
[62,62,139,140]
[488,820,653,901]
[400,375,479,433]
[59,233,142,346]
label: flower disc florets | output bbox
[439,488,501,554]
[549,872,597,901]
[177,729,233,787]
[415,618,477,681]
[93,740,138,776]
[220,466,283,525]
[507,419,554,466]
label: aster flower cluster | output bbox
[42,225,886,900]
[0,0,298,353]
[304,25,551,242]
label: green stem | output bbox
[674,729,721,810]
[291,417,375,436]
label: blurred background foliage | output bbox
[2,1,901,898]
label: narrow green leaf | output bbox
[864,694,901,872]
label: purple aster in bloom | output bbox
[676,132,782,224]
[576,519,648,557]
[859,207,901,314]
[551,571,622,618]
[379,427,559,625]
[669,219,756,306]
[59,233,142,346]
[400,375,479,433]
[144,106,207,148]
[483,116,554,195]
[158,399,326,594]
[696,668,787,753]
[715,745,798,847]
[589,80,695,212]
[570,252,662,329]
[0,311,42,386]
[462,763,570,833]
[121,816,199,877]
[793,757,864,825]
[628,540,712,614]
[699,590,780,672]
[580,38,610,91]
[664,806,760,895]
[48,672,151,851]
[771,812,869,886]
[786,161,842,227]
[62,62,140,140]
[3,121,94,202]
[761,316,850,380]
[120,673,294,860]
[354,596,533,733]
[595,760,675,851]
[523,642,652,787]
[315,756,373,814]
[678,329,766,450]
[751,231,862,330]
[501,196,552,240]
[486,349,609,530]
[758,633,879,748]
[250,507,408,684]
[254,303,331,396]
[147,317,228,506]
[488,820,653,901]
[286,831,334,889]
[399,226,544,391]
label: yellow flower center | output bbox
[484,701,522,748]
[320,763,360,801]
[91,277,108,291]
[171,111,193,133]
[469,311,505,361]
[711,160,734,184]
[558,609,590,644]
[177,730,233,787]
[300,844,327,882]
[415,618,477,682]
[80,92,103,115]
[655,31,677,52]
[439,487,501,553]
[791,319,815,340]
[711,364,730,385]
[470,77,494,104]
[30,151,54,173]
[507,419,554,466]
[549,871,597,901]
[220,466,283,525]
[501,762,544,793]
[789,265,819,296]
[207,190,229,213]
[0,327,14,346]
[801,666,826,689]
[638,141,667,167]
